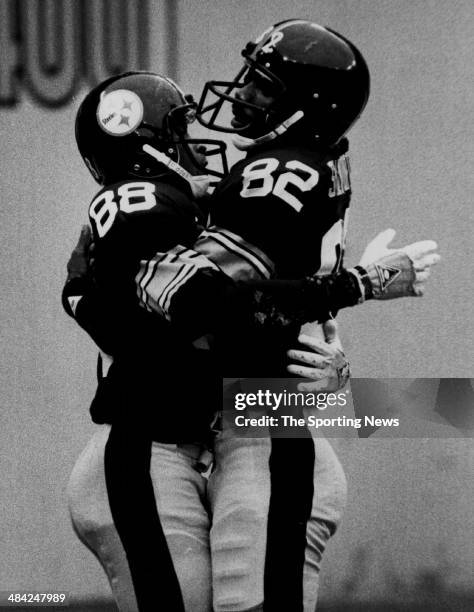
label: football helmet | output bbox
[75,71,228,187]
[197,20,370,148]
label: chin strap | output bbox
[232,110,304,151]
[142,144,212,198]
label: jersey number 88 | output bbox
[89,182,157,238]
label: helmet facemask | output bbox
[196,53,291,140]
[198,62,305,151]
[196,20,370,149]
[132,98,228,184]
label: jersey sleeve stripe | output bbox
[158,250,221,314]
[135,246,220,318]
[136,245,193,312]
[203,226,274,274]
[169,245,193,262]
[136,253,168,312]
[195,226,274,280]
[157,263,189,316]
[160,264,200,314]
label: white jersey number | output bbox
[89,182,157,238]
[240,158,319,212]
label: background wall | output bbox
[0,0,472,607]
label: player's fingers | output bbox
[371,228,396,250]
[410,239,438,254]
[359,228,396,265]
[322,319,344,352]
[79,224,92,244]
[414,253,441,270]
[415,269,431,282]
[75,225,92,253]
[297,378,338,393]
[322,319,338,343]
[88,240,96,269]
[359,229,397,266]
[296,333,333,356]
[287,349,330,369]
[403,240,438,259]
[287,363,328,379]
[412,282,425,296]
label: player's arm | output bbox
[62,225,365,347]
[137,155,439,337]
[137,157,347,333]
[139,258,359,337]
[136,232,439,340]
[62,226,118,355]
[63,177,204,353]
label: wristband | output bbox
[352,265,374,300]
[305,269,365,315]
[348,268,366,303]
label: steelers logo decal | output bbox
[97,89,144,136]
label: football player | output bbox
[64,70,360,612]
[66,71,230,612]
[130,20,440,612]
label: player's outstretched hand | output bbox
[286,319,350,392]
[66,225,94,282]
[358,229,440,299]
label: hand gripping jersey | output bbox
[70,177,219,441]
[137,139,352,376]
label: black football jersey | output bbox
[89,178,204,300]
[205,139,351,280]
[134,141,353,377]
[137,140,352,315]
[72,178,219,440]
[208,141,351,376]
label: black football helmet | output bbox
[197,19,370,148]
[75,71,228,186]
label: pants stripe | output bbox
[104,424,185,611]
[264,434,316,611]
